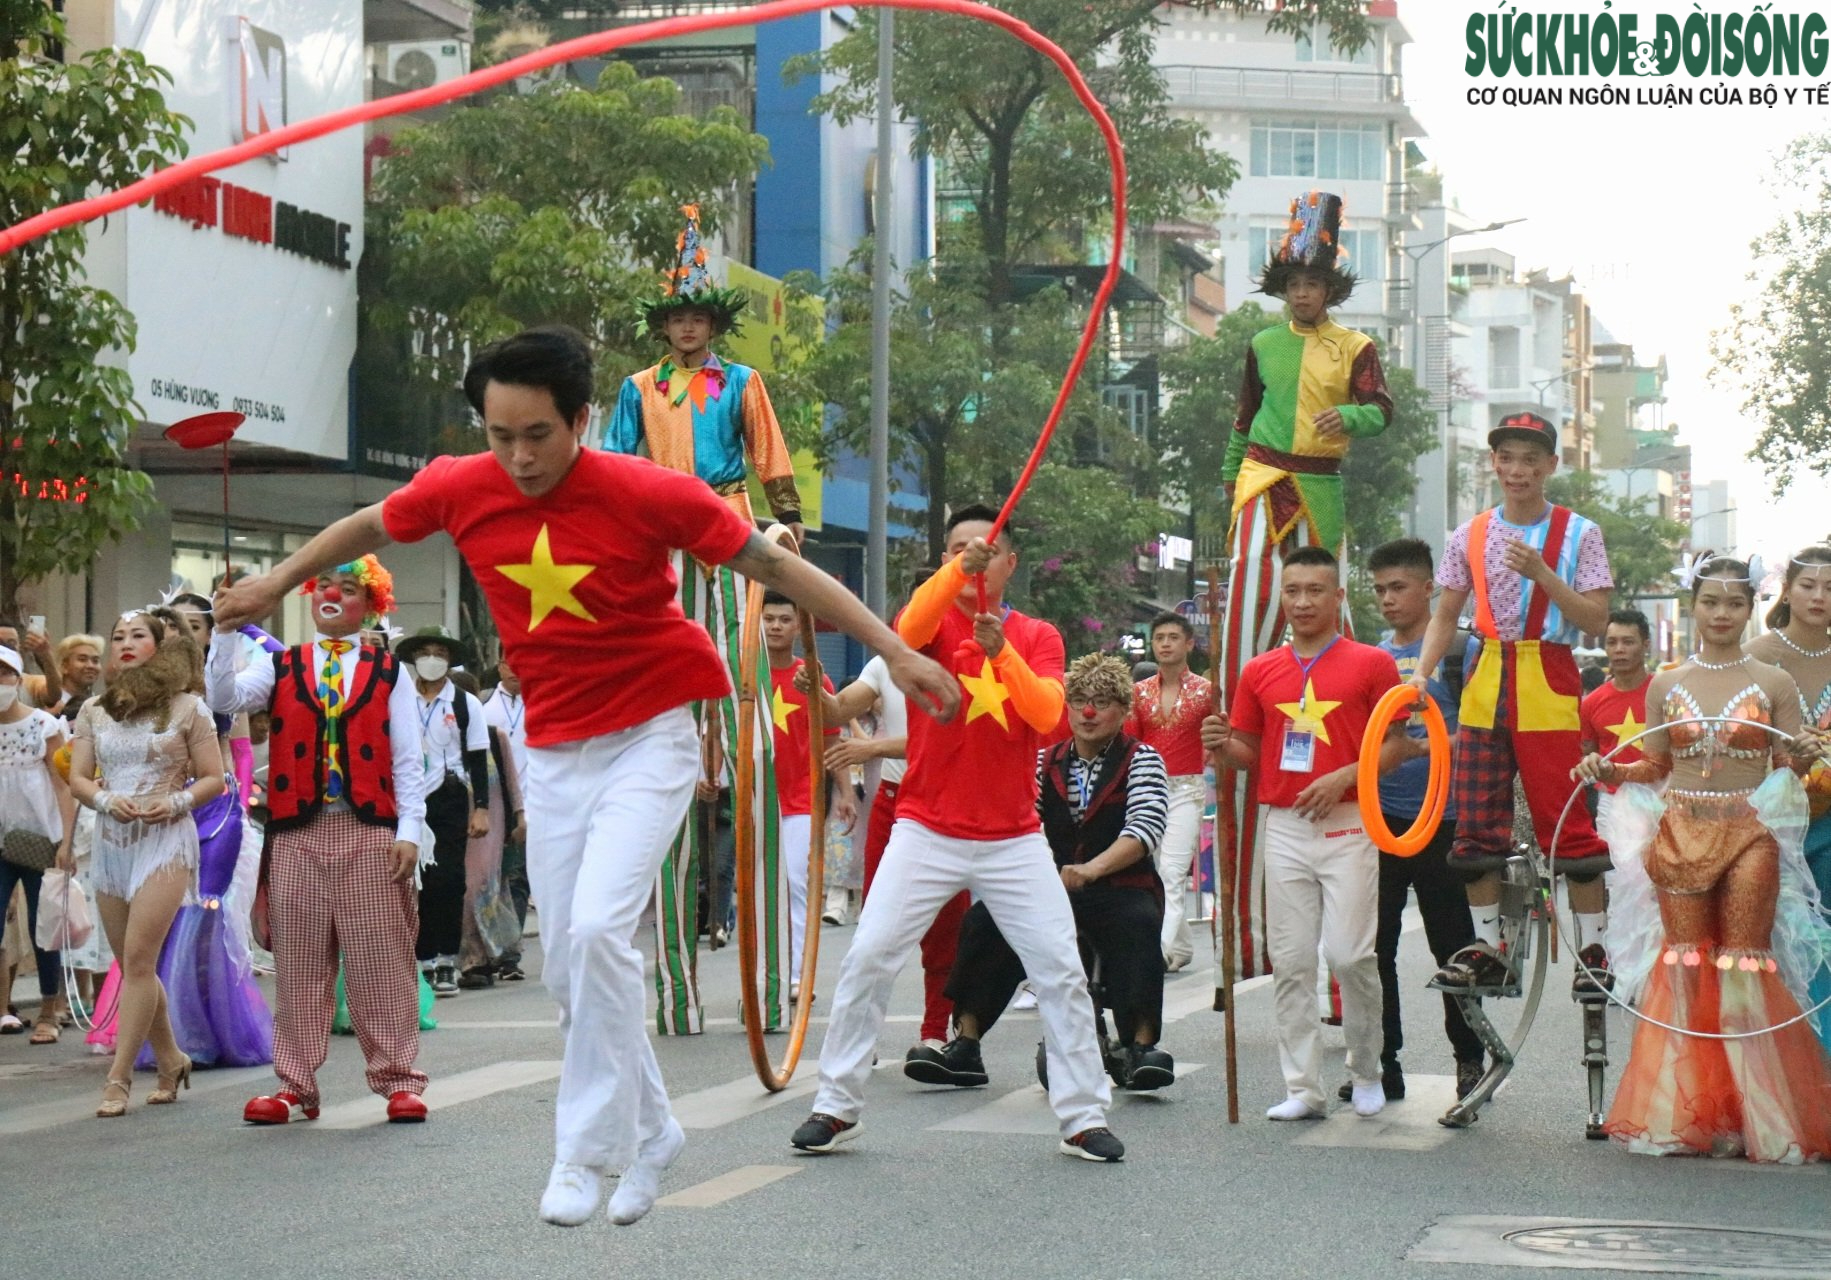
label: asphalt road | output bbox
[4,906,1826,1280]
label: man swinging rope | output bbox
[1217,191,1393,982]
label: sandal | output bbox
[28,1013,59,1045]
[97,1077,131,1118]
[147,1053,193,1105]
[0,1012,22,1035]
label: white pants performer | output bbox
[781,812,811,986]
[1157,776,1205,966]
[1263,802,1381,1111]
[525,706,699,1169]
[811,818,1111,1139]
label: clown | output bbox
[204,554,433,1125]
[603,203,803,1035]
[1218,191,1393,980]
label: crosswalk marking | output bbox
[670,1061,832,1130]
[1290,1073,1460,1150]
[656,1164,802,1208]
[926,1064,1208,1135]
[311,1059,562,1130]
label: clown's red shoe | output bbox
[386,1091,428,1123]
[244,1092,318,1125]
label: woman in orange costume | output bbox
[1577,554,1831,1163]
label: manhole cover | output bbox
[1409,1215,1831,1277]
[1506,1224,1831,1273]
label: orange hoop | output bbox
[1356,685,1449,857]
[733,523,826,1091]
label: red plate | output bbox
[163,411,246,450]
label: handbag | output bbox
[0,828,58,873]
[35,870,94,951]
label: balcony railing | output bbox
[1158,65,1403,110]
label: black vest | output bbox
[1037,734,1164,905]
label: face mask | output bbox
[0,687,16,712]
[413,655,450,682]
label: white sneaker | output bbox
[1350,1080,1386,1118]
[608,1119,687,1225]
[1011,984,1038,1011]
[539,1161,603,1226]
[1164,954,1192,973]
[1265,1097,1324,1121]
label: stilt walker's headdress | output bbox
[1257,191,1356,307]
[637,203,748,338]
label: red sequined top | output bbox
[1128,668,1215,777]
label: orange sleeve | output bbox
[896,558,968,650]
[990,644,1065,735]
[741,373,794,483]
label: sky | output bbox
[1398,0,1827,562]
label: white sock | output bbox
[1576,912,1608,952]
[1473,906,1502,948]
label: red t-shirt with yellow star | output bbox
[1580,676,1650,794]
[382,450,752,748]
[1230,638,1399,809]
[770,659,838,817]
[897,605,1066,841]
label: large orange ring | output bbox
[1357,685,1449,857]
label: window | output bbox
[1294,22,1377,65]
[1249,120,1385,180]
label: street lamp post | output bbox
[1404,216,1525,542]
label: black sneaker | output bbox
[1123,1044,1175,1091]
[1432,942,1513,990]
[497,958,526,982]
[790,1113,860,1153]
[1060,1126,1125,1162]
[432,965,459,997]
[457,965,495,990]
[1456,1058,1484,1100]
[903,1036,988,1087]
[1572,943,1615,996]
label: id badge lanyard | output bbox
[1279,636,1339,773]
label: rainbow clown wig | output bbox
[300,555,396,625]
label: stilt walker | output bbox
[1217,192,1393,979]
[605,204,804,1034]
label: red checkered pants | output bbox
[270,809,426,1107]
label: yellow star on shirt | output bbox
[1605,707,1645,747]
[496,524,597,631]
[771,682,800,734]
[1274,678,1342,745]
[959,658,1012,729]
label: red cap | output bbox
[1488,411,1557,452]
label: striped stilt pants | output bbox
[652,555,791,1035]
[1215,496,1352,985]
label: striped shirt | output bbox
[1438,505,1611,647]
[1035,741,1171,854]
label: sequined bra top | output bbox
[1664,682,1772,766]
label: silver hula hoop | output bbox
[1548,713,1831,1040]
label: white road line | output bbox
[431,1020,562,1031]
[670,1063,829,1130]
[655,1164,802,1208]
[1291,1073,1460,1151]
[311,1059,562,1130]
[0,1064,272,1136]
[927,1066,1208,1135]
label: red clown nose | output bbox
[322,586,344,604]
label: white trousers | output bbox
[1157,778,1205,963]
[782,812,811,985]
[811,818,1110,1139]
[1263,803,1382,1110]
[525,706,699,1169]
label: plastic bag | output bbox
[474,875,522,960]
[36,869,94,951]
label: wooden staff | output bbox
[1205,551,1239,1125]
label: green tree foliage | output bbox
[359,64,772,459]
[0,2,189,612]
[1713,133,1831,490]
[1545,469,1688,602]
